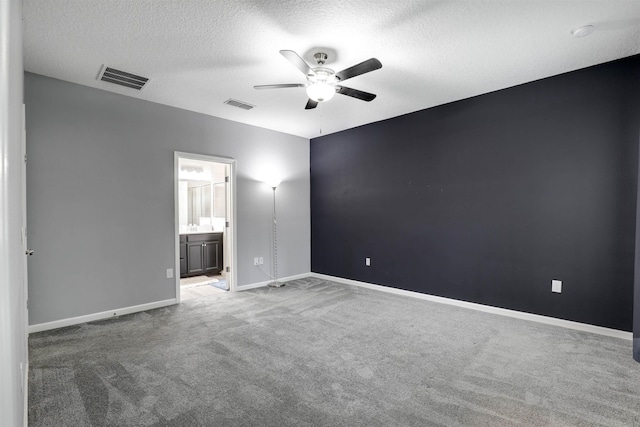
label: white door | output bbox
[224,162,237,291]
[223,166,231,290]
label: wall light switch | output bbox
[552,279,562,293]
[365,257,371,266]
[166,268,173,279]
[254,257,259,266]
[259,257,264,265]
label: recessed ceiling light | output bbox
[571,25,595,37]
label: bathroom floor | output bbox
[180,273,226,301]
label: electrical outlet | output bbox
[254,257,259,266]
[365,257,371,266]
[259,257,264,265]
[552,279,562,293]
[166,268,173,279]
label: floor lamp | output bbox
[267,181,284,288]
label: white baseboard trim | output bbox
[28,272,312,333]
[310,273,632,341]
[236,273,312,291]
[236,279,272,291]
[29,274,631,341]
[28,298,177,334]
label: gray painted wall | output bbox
[0,0,26,424]
[25,73,310,325]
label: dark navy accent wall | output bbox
[311,55,640,332]
[635,132,640,361]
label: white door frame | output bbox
[174,151,238,301]
[21,104,29,425]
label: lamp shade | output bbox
[264,178,281,189]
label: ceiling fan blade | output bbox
[280,50,314,76]
[254,84,306,90]
[305,99,319,110]
[335,58,382,82]
[336,86,377,102]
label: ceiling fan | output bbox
[254,50,382,110]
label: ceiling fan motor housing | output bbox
[313,52,328,65]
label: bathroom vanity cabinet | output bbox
[179,232,223,277]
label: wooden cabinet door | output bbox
[203,240,220,273]
[180,258,187,277]
[179,243,187,277]
[187,242,205,275]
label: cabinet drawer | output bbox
[179,235,187,243]
[186,233,221,242]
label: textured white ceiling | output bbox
[23,1,640,139]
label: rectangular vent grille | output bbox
[98,66,149,90]
[224,99,255,110]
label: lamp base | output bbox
[268,281,285,288]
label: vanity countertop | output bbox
[180,230,223,235]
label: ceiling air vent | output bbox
[224,99,255,110]
[98,66,149,90]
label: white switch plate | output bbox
[166,268,173,279]
[365,257,371,266]
[552,279,562,293]
[254,257,259,266]
[259,257,264,265]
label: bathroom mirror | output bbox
[186,181,211,225]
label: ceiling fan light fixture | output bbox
[306,67,336,102]
[306,82,336,102]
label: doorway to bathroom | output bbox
[174,152,236,302]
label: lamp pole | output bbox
[268,185,284,288]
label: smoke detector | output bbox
[571,25,595,38]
